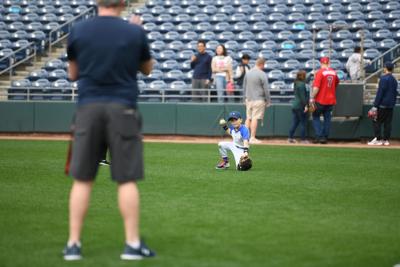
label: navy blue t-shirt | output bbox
[67,16,151,107]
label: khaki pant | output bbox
[246,100,266,120]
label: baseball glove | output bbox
[237,155,253,171]
[367,107,378,121]
[308,101,317,113]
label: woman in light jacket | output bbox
[212,44,233,103]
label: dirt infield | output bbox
[0,133,399,149]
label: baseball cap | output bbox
[228,111,242,121]
[384,62,394,70]
[320,57,330,64]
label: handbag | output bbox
[226,81,234,93]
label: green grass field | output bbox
[1,140,400,267]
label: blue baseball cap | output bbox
[228,111,242,121]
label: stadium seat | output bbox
[213,22,232,33]
[290,4,307,13]
[311,21,328,30]
[182,31,198,42]
[370,19,388,30]
[297,49,314,60]
[167,5,183,15]
[158,50,176,60]
[271,21,288,31]
[156,14,174,24]
[256,31,275,41]
[390,19,400,29]
[366,2,382,11]
[237,31,255,41]
[165,31,180,42]
[48,69,67,81]
[241,40,259,51]
[150,5,165,15]
[363,49,381,60]
[11,30,28,41]
[206,40,220,51]
[268,70,285,81]
[8,79,30,100]
[141,13,155,23]
[355,29,372,39]
[233,22,250,33]
[44,59,65,71]
[216,0,232,7]
[181,0,197,7]
[237,49,256,61]
[267,12,285,22]
[0,40,13,49]
[281,40,296,50]
[159,22,175,33]
[272,4,289,14]
[173,14,190,24]
[150,40,166,52]
[374,29,393,40]
[316,30,330,41]
[176,22,192,33]
[338,40,355,50]
[143,22,157,32]
[4,13,21,23]
[295,30,313,40]
[336,70,347,81]
[225,40,240,51]
[255,4,269,13]
[277,50,296,61]
[318,49,337,59]
[198,0,214,7]
[338,48,354,60]
[0,48,15,70]
[303,59,320,70]
[287,13,305,22]
[26,22,44,32]
[167,40,185,51]
[30,78,51,100]
[395,30,400,40]
[185,40,198,50]
[168,80,188,98]
[270,81,288,91]
[192,14,210,23]
[384,1,400,11]
[165,70,184,82]
[282,59,300,70]
[249,12,265,22]
[202,5,217,15]
[22,5,39,14]
[276,30,294,41]
[160,60,180,72]
[210,13,229,24]
[329,59,344,70]
[200,31,216,41]
[327,3,344,12]
[195,22,212,33]
[21,13,40,23]
[251,22,269,32]
[219,5,235,14]
[388,10,400,21]
[378,39,397,51]
[237,4,254,14]
[177,50,194,61]
[286,69,298,81]
[217,31,236,42]
[317,40,334,50]
[56,5,73,15]
[258,49,276,60]
[291,22,307,31]
[261,40,277,51]
[148,31,164,41]
[180,60,191,71]
[263,59,279,71]
[299,40,314,50]
[307,13,324,22]
[309,4,325,13]
[73,5,89,15]
[367,11,386,21]
[347,3,363,12]
[333,30,353,40]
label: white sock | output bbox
[127,240,140,249]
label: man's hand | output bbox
[219,119,227,126]
[191,55,197,62]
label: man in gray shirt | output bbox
[243,58,271,144]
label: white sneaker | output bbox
[367,137,383,146]
[382,140,390,146]
[250,138,262,144]
[287,138,296,143]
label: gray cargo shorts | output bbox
[69,102,143,183]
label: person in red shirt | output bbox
[309,57,340,144]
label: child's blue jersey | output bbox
[229,125,250,147]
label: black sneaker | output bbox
[312,138,320,144]
[319,138,328,144]
[120,241,156,260]
[63,243,82,261]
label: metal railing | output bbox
[363,43,400,83]
[48,7,96,54]
[0,43,37,78]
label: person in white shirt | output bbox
[212,44,233,103]
[345,46,370,81]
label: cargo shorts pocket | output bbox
[113,109,142,139]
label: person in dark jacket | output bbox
[288,70,309,143]
[190,39,212,102]
[368,62,398,146]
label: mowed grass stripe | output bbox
[0,140,399,267]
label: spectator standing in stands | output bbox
[309,57,340,144]
[212,44,233,103]
[63,0,155,261]
[288,70,309,144]
[190,40,212,102]
[235,53,251,100]
[345,46,370,81]
[243,57,270,144]
[368,62,398,146]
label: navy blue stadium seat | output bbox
[366,2,382,11]
[4,13,21,23]
[299,40,314,50]
[48,69,67,81]
[195,22,212,32]
[214,22,232,33]
[395,30,400,40]
[200,31,216,41]
[312,21,328,30]
[173,14,190,24]
[316,30,330,40]
[168,5,183,15]
[233,22,250,33]
[159,22,174,33]
[198,0,214,7]
[282,59,300,70]
[165,70,184,82]
[0,48,15,70]
[249,12,265,22]
[272,4,289,14]
[334,30,353,40]
[378,39,397,51]
[182,31,198,42]
[176,22,192,32]
[303,59,320,70]
[210,13,229,24]
[327,3,344,12]
[307,12,324,22]
[255,4,269,13]
[168,40,185,51]
[225,40,240,51]
[237,31,255,42]
[0,40,13,49]
[338,39,355,50]
[30,78,50,100]
[56,5,73,15]
[26,22,44,32]
[219,5,235,14]
[276,30,294,41]
[355,29,372,39]
[370,19,388,30]
[185,40,198,50]
[317,40,334,50]
[291,22,307,31]
[277,50,296,61]
[202,5,217,15]
[192,14,210,23]
[158,50,176,61]
[44,59,65,71]
[251,22,269,32]
[237,50,256,61]
[264,59,279,71]
[367,11,385,21]
[374,29,393,40]
[295,30,313,40]
[390,19,400,29]
[258,49,276,60]
[347,3,363,12]
[384,1,400,11]
[290,4,307,13]
[338,48,354,60]
[363,49,381,60]
[309,4,325,13]
[271,21,288,31]
[143,22,157,32]
[184,5,200,15]
[8,79,30,100]
[73,5,89,15]
[267,12,286,22]
[287,12,305,22]
[141,13,155,23]
[206,40,219,51]
[21,13,40,23]
[255,31,275,42]
[347,11,365,21]
[297,49,314,60]
[336,70,347,81]
[318,49,337,59]
[388,10,400,21]
[11,30,28,41]
[329,59,344,70]
[241,40,259,51]
[281,40,296,50]
[180,60,191,71]
[148,31,164,41]
[177,50,194,61]
[237,4,254,14]
[150,6,165,15]
[217,31,235,42]
[164,31,181,42]
[268,70,285,81]
[261,40,277,51]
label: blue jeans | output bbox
[214,76,226,103]
[312,103,333,139]
[289,109,307,140]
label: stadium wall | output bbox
[0,102,399,139]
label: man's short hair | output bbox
[241,54,250,60]
[97,0,125,7]
[256,57,265,66]
[384,62,394,72]
[354,46,361,53]
[197,40,206,47]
